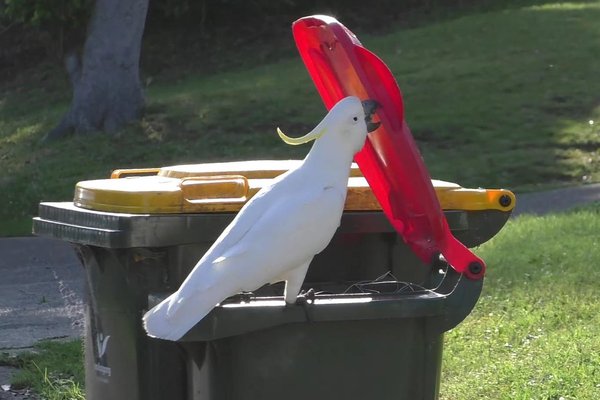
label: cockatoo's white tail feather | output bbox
[143,285,227,341]
[165,295,186,318]
[143,296,177,340]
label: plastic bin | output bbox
[33,160,514,400]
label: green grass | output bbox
[1,1,599,235]
[0,340,84,400]
[441,204,600,399]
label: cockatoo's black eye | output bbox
[353,117,358,122]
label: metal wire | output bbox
[342,271,430,295]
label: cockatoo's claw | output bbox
[295,288,316,305]
[295,296,307,306]
[239,291,254,303]
[223,291,254,304]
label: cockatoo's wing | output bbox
[181,167,303,271]
[143,180,346,340]
[202,183,347,285]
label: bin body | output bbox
[34,203,493,400]
[186,319,444,400]
[79,245,186,400]
[33,161,512,400]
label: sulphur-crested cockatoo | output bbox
[143,96,379,340]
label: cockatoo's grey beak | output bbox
[362,99,381,132]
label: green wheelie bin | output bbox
[33,160,515,400]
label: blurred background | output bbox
[0,0,598,234]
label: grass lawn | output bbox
[1,1,599,235]
[2,204,598,399]
[442,204,600,399]
[0,340,84,400]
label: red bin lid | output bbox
[293,15,486,279]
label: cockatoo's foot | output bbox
[283,261,312,305]
[239,291,254,303]
[224,291,254,304]
[295,288,316,305]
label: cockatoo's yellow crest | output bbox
[277,127,326,145]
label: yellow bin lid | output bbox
[74,160,516,214]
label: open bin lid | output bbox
[73,160,515,215]
[292,15,504,279]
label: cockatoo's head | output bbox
[277,96,380,154]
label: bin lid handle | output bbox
[180,175,249,205]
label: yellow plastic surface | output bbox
[73,161,516,214]
[158,160,364,179]
[111,168,160,179]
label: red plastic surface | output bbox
[293,15,485,279]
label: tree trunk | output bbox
[45,0,149,141]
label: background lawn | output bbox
[1,1,599,235]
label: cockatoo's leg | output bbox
[283,259,312,304]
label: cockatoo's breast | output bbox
[224,182,347,289]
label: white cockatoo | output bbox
[143,96,380,341]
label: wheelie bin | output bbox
[33,160,515,400]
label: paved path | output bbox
[0,238,84,352]
[0,238,84,397]
[512,183,600,217]
[0,183,598,388]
